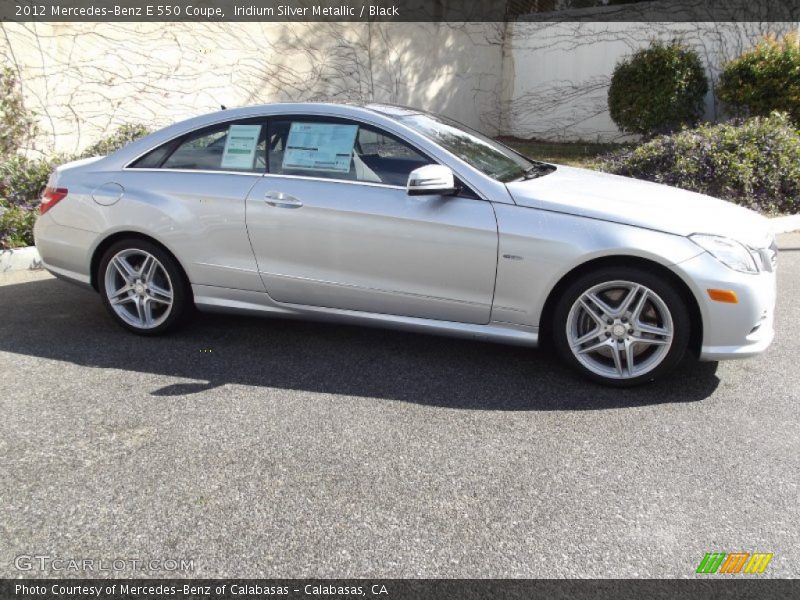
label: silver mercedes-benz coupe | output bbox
[34,102,777,386]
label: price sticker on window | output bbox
[283,122,358,173]
[221,124,262,169]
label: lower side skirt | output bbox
[192,284,538,347]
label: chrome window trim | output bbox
[121,111,488,200]
[120,167,264,177]
[123,111,424,170]
[123,116,269,169]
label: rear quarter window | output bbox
[129,119,267,172]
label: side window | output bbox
[162,126,228,170]
[268,119,430,186]
[130,120,267,172]
[129,142,174,168]
[355,127,429,186]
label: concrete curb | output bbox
[770,214,800,235]
[0,246,43,273]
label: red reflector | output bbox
[40,187,68,215]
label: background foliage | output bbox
[0,204,37,249]
[608,40,708,137]
[0,116,150,249]
[0,154,59,209]
[717,32,800,124]
[0,67,37,158]
[78,123,151,159]
[600,112,800,214]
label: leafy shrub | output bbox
[608,40,709,136]
[0,154,55,208]
[0,123,152,207]
[0,123,152,247]
[0,205,37,249]
[0,67,37,157]
[79,123,151,158]
[0,154,57,248]
[599,112,800,214]
[717,32,800,123]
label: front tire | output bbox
[98,239,189,335]
[552,266,690,387]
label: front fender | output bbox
[492,204,703,327]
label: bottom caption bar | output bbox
[2,579,800,600]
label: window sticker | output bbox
[221,124,262,169]
[282,122,358,173]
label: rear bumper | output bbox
[34,213,97,287]
[674,251,777,361]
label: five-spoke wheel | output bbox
[553,266,689,386]
[98,239,189,335]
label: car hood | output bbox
[506,165,773,248]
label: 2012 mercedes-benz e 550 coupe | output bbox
[34,102,778,386]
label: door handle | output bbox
[264,191,303,208]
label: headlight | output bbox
[689,234,758,274]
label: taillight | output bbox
[40,187,68,215]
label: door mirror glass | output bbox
[406,165,457,196]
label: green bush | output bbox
[717,32,800,123]
[79,123,151,158]
[0,154,59,249]
[0,204,37,249]
[0,123,152,247]
[599,112,800,214]
[0,67,37,157]
[0,154,55,208]
[608,40,709,136]
[0,124,150,210]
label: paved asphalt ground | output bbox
[1,234,799,579]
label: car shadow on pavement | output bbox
[0,278,720,410]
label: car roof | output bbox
[200,101,427,120]
[83,100,514,205]
[105,102,431,167]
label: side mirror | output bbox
[407,164,457,196]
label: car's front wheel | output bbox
[552,266,690,387]
[98,239,189,335]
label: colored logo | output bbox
[696,552,773,574]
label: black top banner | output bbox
[3,0,800,22]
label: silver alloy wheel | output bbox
[566,280,674,380]
[104,248,174,329]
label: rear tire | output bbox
[98,239,189,336]
[552,266,690,387]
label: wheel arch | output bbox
[90,231,192,296]
[538,255,703,357]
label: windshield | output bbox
[395,112,545,183]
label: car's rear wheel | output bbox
[98,239,189,335]
[552,266,690,387]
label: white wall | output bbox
[502,21,799,141]
[0,22,505,155]
[2,20,797,150]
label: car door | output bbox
[121,117,269,292]
[244,116,498,324]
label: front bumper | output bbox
[674,251,777,361]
